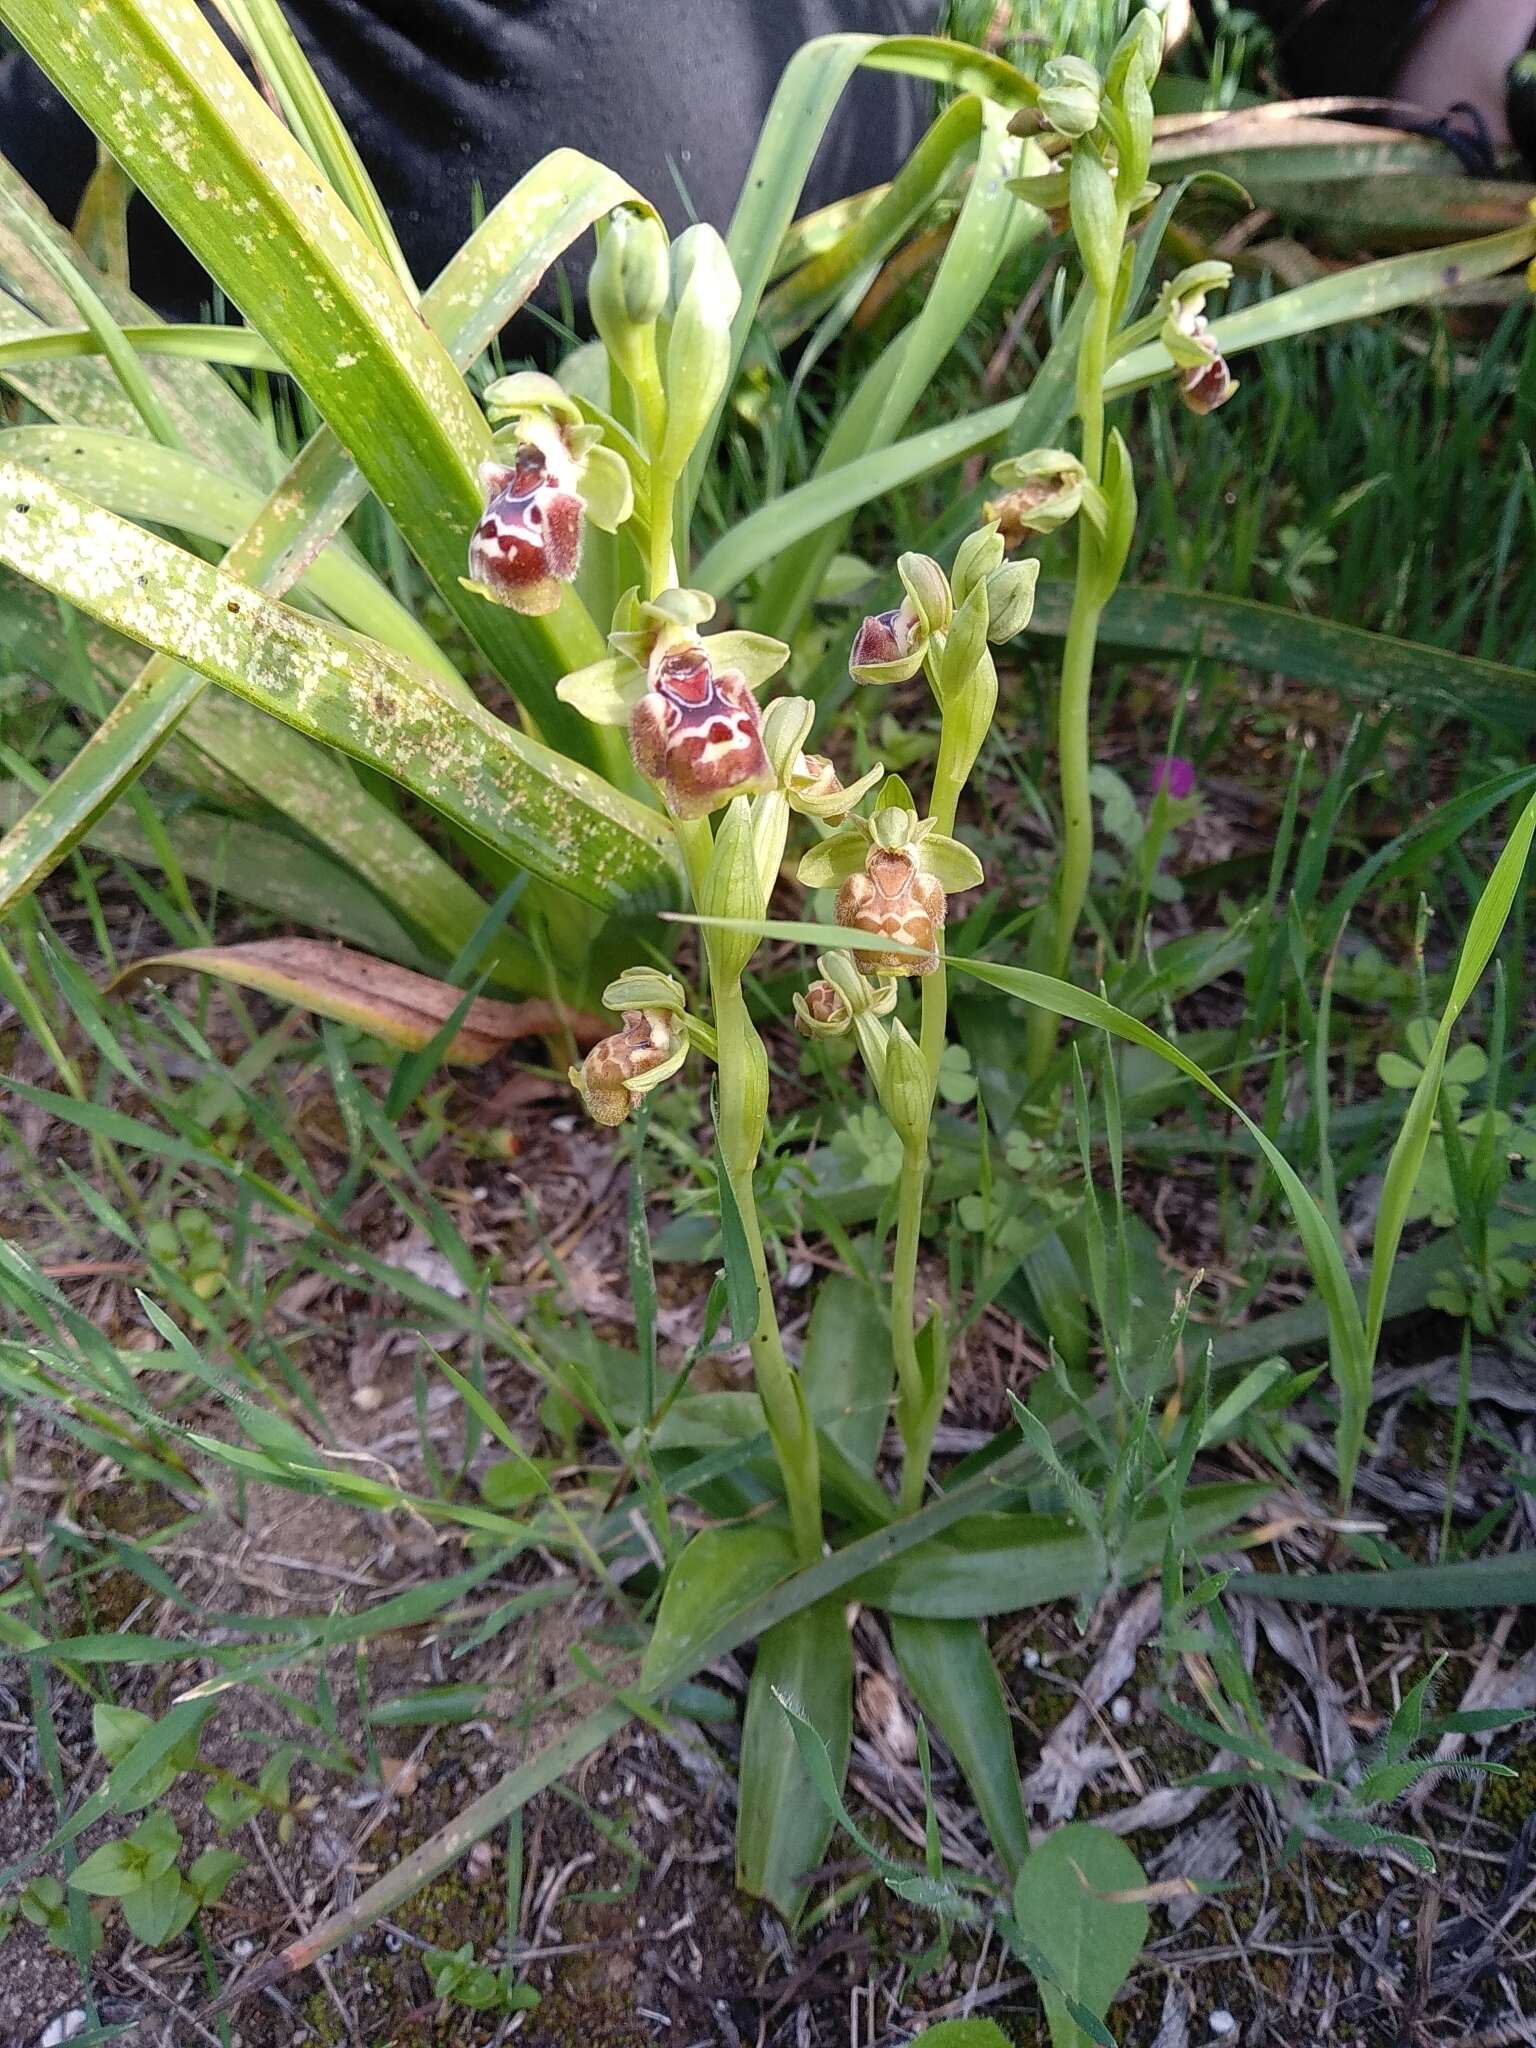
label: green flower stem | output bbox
[715,978,822,1562]
[1026,250,1118,1084]
[891,1131,930,1513]
[673,814,822,1562]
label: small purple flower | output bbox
[1151,755,1196,802]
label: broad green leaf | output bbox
[122,1868,196,1946]
[3,0,606,753]
[70,1811,180,1897]
[1026,581,1536,732]
[0,424,456,685]
[111,940,572,1065]
[912,2025,1012,2047]
[855,1484,1266,1616]
[0,464,680,918]
[187,1848,244,1904]
[0,146,656,925]
[799,1272,892,1473]
[638,1523,797,1692]
[1012,1824,1149,2048]
[0,152,278,481]
[737,1601,852,1920]
[890,1614,1030,1878]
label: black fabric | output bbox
[1195,0,1440,97]
[0,0,936,319]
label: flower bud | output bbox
[1039,55,1101,139]
[1069,137,1120,299]
[850,601,926,685]
[570,1007,686,1126]
[592,205,669,331]
[897,552,953,639]
[836,843,945,977]
[699,796,765,983]
[760,695,816,781]
[660,225,741,478]
[629,642,774,819]
[950,523,1006,608]
[879,1021,931,1148]
[986,449,1087,542]
[983,558,1040,643]
[1106,8,1163,100]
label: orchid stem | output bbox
[1026,257,1116,1084]
[674,815,822,1563]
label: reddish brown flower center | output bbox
[654,648,716,708]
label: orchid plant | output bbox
[2,0,1535,2026]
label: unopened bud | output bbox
[879,1021,931,1147]
[699,796,765,983]
[1039,55,1101,139]
[950,523,1006,607]
[660,225,741,477]
[986,449,1087,541]
[1106,8,1163,99]
[897,552,953,639]
[983,558,1040,642]
[592,205,669,332]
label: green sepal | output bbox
[556,653,646,726]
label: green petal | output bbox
[556,654,647,726]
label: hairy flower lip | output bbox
[849,599,927,684]
[1180,352,1236,416]
[467,440,585,616]
[628,641,774,820]
[572,1006,686,1125]
[835,843,945,977]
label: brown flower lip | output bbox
[628,646,773,819]
[1180,352,1235,416]
[850,607,914,669]
[578,1008,678,1124]
[467,443,584,605]
[803,980,846,1026]
[835,844,945,976]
